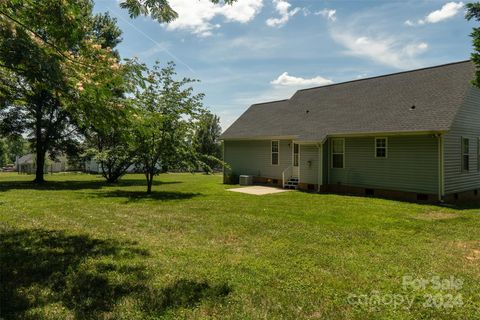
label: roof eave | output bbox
[221,135,298,141]
[325,129,449,138]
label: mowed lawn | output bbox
[0,173,479,319]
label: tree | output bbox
[0,139,8,167]
[84,114,137,183]
[195,112,222,173]
[5,136,28,163]
[467,3,480,87]
[119,0,236,23]
[0,1,124,182]
[0,0,234,183]
[133,62,205,193]
[0,136,28,167]
[81,58,146,183]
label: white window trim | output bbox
[331,138,345,169]
[374,137,388,159]
[271,140,279,166]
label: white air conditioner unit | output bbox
[239,175,253,186]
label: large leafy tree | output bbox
[0,139,8,167]
[82,58,145,183]
[0,136,28,166]
[467,2,480,86]
[195,112,222,173]
[83,104,137,183]
[119,0,236,23]
[0,0,234,183]
[133,62,205,193]
[0,1,124,182]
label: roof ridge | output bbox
[251,99,289,106]
[294,59,472,94]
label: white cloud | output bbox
[166,0,263,37]
[331,29,428,69]
[403,42,428,57]
[271,72,334,86]
[405,2,464,26]
[227,35,282,52]
[266,0,300,27]
[315,9,337,22]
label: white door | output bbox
[292,143,299,178]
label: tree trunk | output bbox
[34,143,45,183]
[146,171,153,194]
[33,98,47,183]
[34,103,45,183]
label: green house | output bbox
[221,60,480,202]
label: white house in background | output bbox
[84,159,101,173]
[15,153,70,174]
[84,159,137,174]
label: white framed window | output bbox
[293,143,299,167]
[462,137,469,172]
[375,137,388,158]
[271,140,279,165]
[331,138,345,169]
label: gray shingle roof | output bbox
[16,153,34,164]
[221,60,475,142]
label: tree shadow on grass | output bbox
[140,279,231,316]
[0,226,230,319]
[96,190,200,203]
[0,178,180,192]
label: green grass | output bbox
[0,172,479,319]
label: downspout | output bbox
[437,134,445,202]
[298,143,301,184]
[222,141,225,184]
[317,142,323,192]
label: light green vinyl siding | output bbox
[224,140,292,179]
[328,135,438,194]
[299,144,318,184]
[444,86,480,193]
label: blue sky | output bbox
[94,0,474,130]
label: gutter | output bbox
[222,141,225,179]
[316,142,323,192]
[437,133,445,202]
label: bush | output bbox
[223,172,238,185]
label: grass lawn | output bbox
[0,172,479,319]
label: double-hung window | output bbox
[332,138,345,168]
[271,140,279,165]
[375,137,387,158]
[462,137,470,172]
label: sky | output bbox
[93,0,475,130]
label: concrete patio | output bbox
[227,185,291,195]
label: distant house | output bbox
[16,153,71,174]
[84,159,137,174]
[84,159,101,173]
[221,60,480,202]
